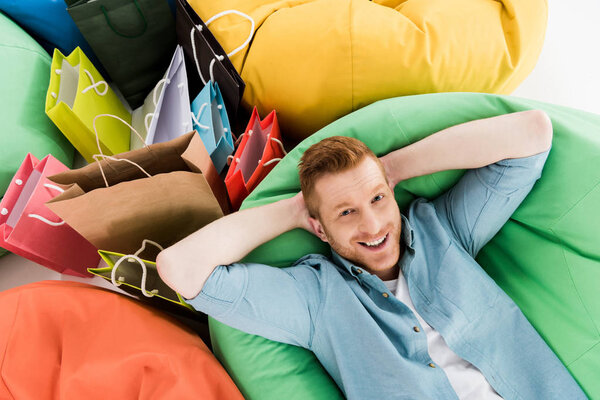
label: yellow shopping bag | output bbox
[45,47,131,162]
[90,240,196,314]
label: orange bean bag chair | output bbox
[0,280,243,399]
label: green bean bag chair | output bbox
[0,12,74,198]
[0,13,74,257]
[208,93,599,399]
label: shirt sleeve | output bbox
[184,262,323,349]
[432,149,550,258]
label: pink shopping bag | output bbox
[0,154,99,277]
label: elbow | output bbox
[156,249,200,300]
[528,110,553,152]
[156,250,183,295]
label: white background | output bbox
[1,1,599,292]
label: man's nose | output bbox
[358,207,382,236]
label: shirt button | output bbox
[428,363,436,368]
[355,268,362,274]
[413,326,420,332]
[382,292,389,298]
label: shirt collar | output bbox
[331,213,415,278]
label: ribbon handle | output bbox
[110,240,165,297]
[27,184,67,226]
[190,9,255,85]
[101,0,147,38]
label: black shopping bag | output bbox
[67,0,177,108]
[176,0,245,120]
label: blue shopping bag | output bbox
[190,81,233,173]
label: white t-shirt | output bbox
[384,272,503,400]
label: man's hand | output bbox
[379,154,399,189]
[157,194,308,299]
[290,191,314,234]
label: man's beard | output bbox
[323,222,402,272]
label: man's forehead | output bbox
[314,158,387,208]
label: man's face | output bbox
[308,157,402,278]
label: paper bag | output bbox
[0,154,99,276]
[130,45,193,150]
[45,47,131,163]
[225,107,286,210]
[191,81,233,173]
[89,243,195,313]
[66,0,176,108]
[47,132,229,256]
[176,0,245,119]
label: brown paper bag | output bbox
[47,131,229,258]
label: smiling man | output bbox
[157,110,586,400]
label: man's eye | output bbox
[340,209,352,217]
[372,195,384,203]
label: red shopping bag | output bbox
[225,107,286,210]
[0,154,99,277]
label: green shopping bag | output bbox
[90,240,195,314]
[45,47,131,163]
[66,0,176,108]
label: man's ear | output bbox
[308,216,328,242]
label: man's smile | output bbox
[358,233,389,251]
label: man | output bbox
[157,110,586,399]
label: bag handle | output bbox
[144,77,171,132]
[190,10,255,85]
[92,114,153,187]
[226,136,287,166]
[101,0,148,39]
[111,239,165,297]
[190,102,210,130]
[50,68,108,100]
[26,183,67,226]
[205,10,255,58]
[191,97,236,143]
[92,154,152,188]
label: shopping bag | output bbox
[191,81,233,173]
[89,240,195,313]
[0,154,99,277]
[225,107,286,210]
[176,0,246,119]
[46,132,229,256]
[66,0,176,108]
[45,47,131,163]
[130,45,193,150]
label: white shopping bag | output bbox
[130,45,193,149]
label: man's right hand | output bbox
[290,191,314,234]
[157,193,310,299]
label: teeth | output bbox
[364,235,386,247]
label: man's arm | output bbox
[380,110,553,187]
[157,193,310,299]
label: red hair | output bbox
[298,136,384,217]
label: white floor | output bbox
[1,1,599,293]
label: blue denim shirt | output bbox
[187,149,586,399]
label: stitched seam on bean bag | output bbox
[550,239,600,342]
[0,44,50,62]
[549,181,600,338]
[566,341,600,368]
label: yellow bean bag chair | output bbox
[189,0,547,140]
